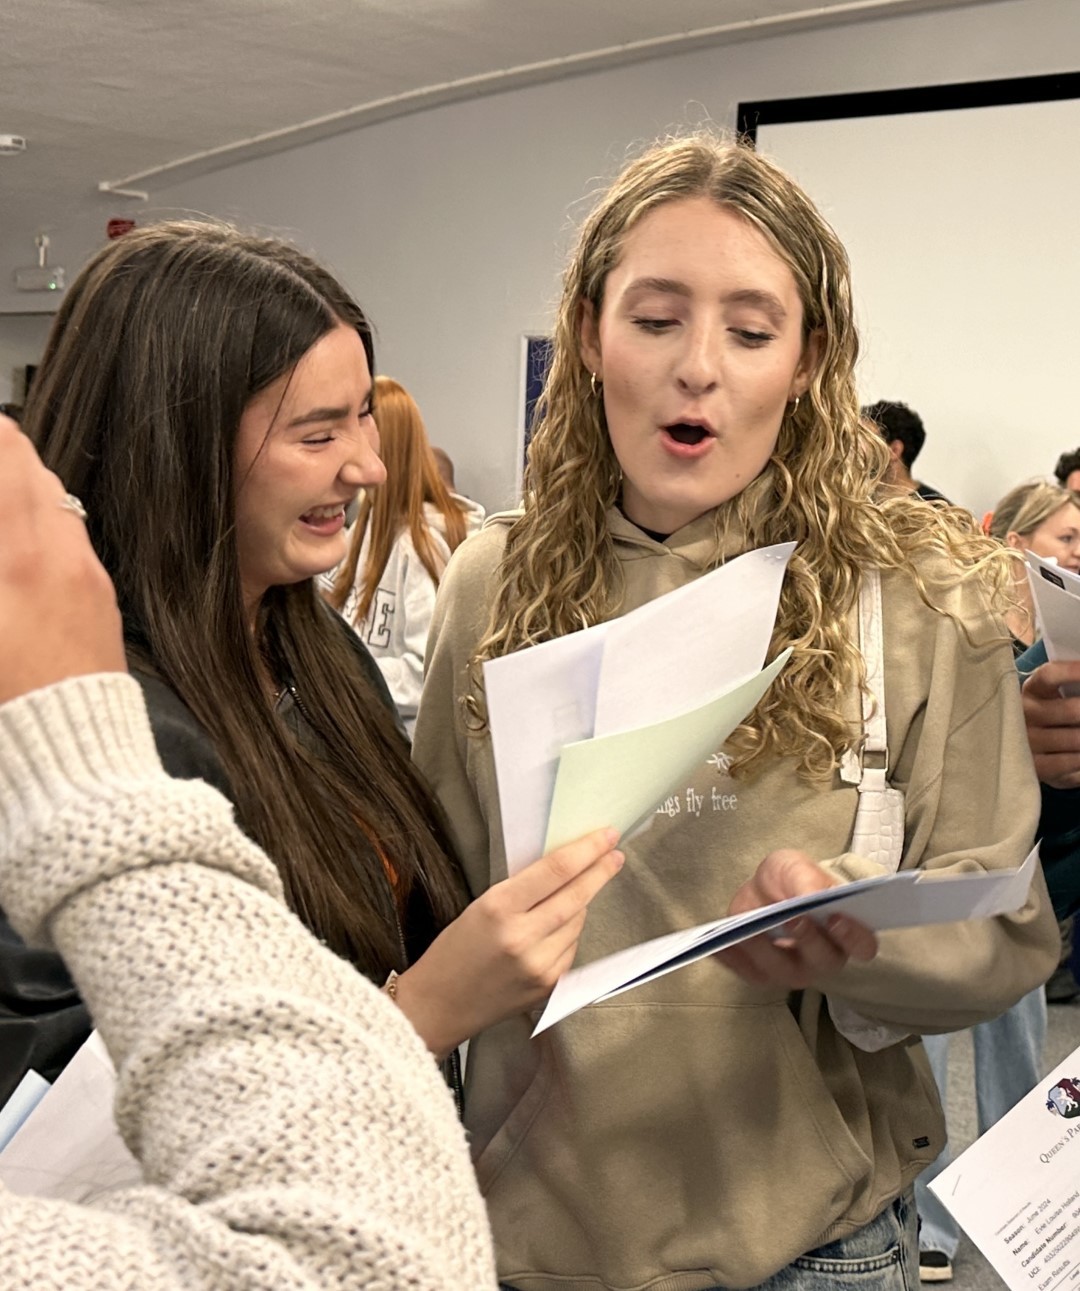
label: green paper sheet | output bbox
[544,648,792,853]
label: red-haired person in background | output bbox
[327,376,483,735]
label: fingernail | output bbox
[611,850,626,870]
[604,827,620,847]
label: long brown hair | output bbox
[474,133,1011,782]
[329,375,468,624]
[26,220,468,979]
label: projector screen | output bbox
[747,76,1080,518]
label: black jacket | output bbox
[0,618,434,1106]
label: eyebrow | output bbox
[623,278,788,326]
[286,392,372,429]
[624,276,692,299]
[725,288,788,327]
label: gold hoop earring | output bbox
[590,372,602,398]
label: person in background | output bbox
[326,376,482,735]
[862,399,951,504]
[432,445,486,534]
[1054,447,1080,493]
[988,481,1080,650]
[1020,652,1080,924]
[414,133,1057,1291]
[0,413,499,1289]
[432,446,456,491]
[914,480,1080,1279]
[18,222,622,1108]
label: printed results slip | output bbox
[930,1044,1080,1291]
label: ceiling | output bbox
[1,0,986,251]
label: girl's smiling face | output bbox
[580,197,818,535]
[233,323,386,617]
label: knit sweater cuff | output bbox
[0,673,282,946]
[0,673,164,807]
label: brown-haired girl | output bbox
[18,219,622,1100]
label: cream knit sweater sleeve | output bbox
[0,673,497,1290]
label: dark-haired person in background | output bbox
[1054,447,1080,493]
[862,399,952,505]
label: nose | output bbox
[674,320,721,397]
[341,427,386,489]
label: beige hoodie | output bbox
[413,508,1057,1291]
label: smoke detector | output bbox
[13,234,65,293]
[0,135,27,156]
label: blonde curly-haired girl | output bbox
[414,134,1057,1291]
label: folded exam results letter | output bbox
[533,846,1039,1034]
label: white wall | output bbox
[758,96,1080,517]
[12,0,1080,509]
[0,314,53,405]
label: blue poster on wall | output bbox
[522,335,553,470]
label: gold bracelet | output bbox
[382,969,400,1002]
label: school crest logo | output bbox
[1046,1078,1080,1118]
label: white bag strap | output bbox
[829,566,910,1050]
[839,567,888,785]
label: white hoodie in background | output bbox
[341,497,485,736]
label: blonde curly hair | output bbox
[473,133,1011,781]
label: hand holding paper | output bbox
[533,847,1040,1034]
[396,826,624,1057]
[715,848,879,991]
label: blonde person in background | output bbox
[988,480,1080,649]
[327,376,484,735]
[412,133,1058,1291]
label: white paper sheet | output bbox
[533,846,1039,1035]
[0,1069,49,1153]
[930,1031,1080,1291]
[593,543,794,736]
[483,543,794,874]
[0,1030,140,1201]
[1027,552,1080,696]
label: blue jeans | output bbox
[708,1192,918,1290]
[914,985,1046,1257]
[501,1191,918,1291]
